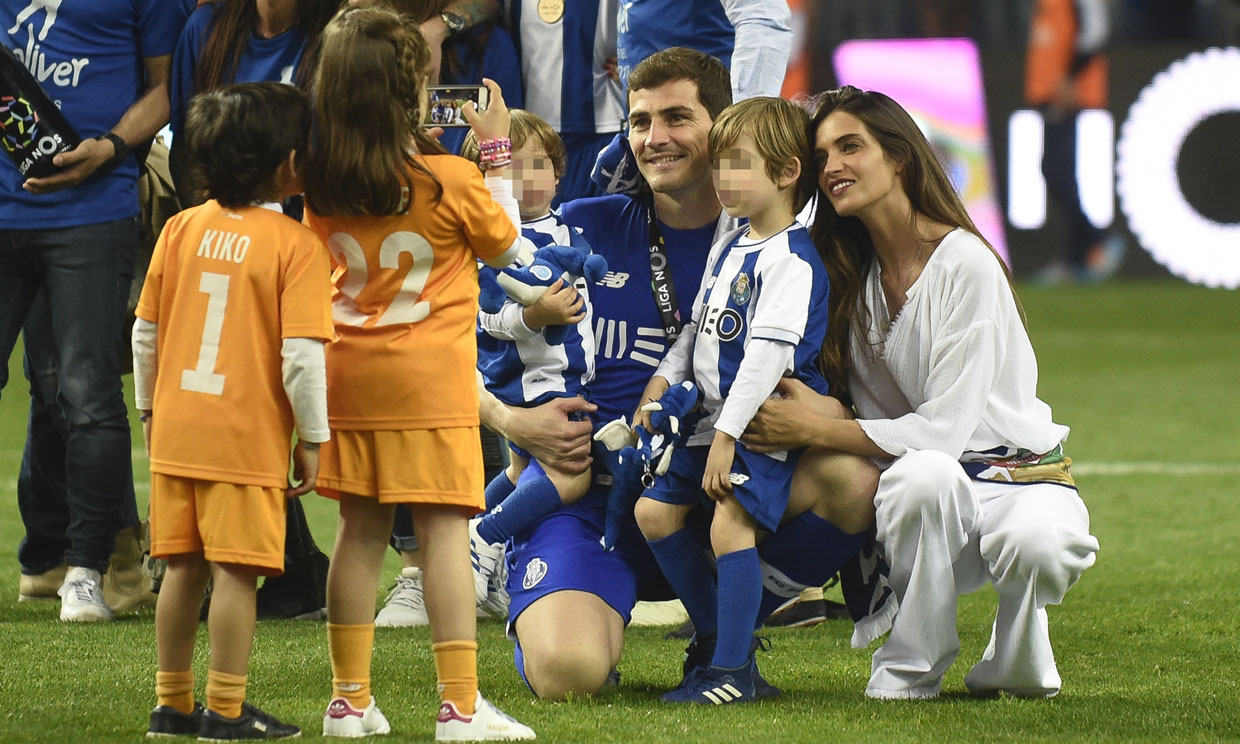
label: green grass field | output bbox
[0,279,1237,743]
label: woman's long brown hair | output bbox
[809,86,1022,405]
[193,0,336,92]
[302,5,447,217]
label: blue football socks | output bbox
[713,547,762,669]
[647,526,718,636]
[477,473,562,545]
[483,470,517,512]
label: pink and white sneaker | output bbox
[322,696,391,738]
[435,692,535,741]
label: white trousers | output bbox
[866,450,1099,699]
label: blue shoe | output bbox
[749,636,781,699]
[680,633,779,699]
[662,664,756,705]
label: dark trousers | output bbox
[1041,114,1104,268]
[1,218,139,574]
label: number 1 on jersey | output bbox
[180,272,229,395]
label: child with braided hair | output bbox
[302,6,535,740]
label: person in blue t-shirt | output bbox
[634,96,828,705]
[168,0,336,206]
[1,0,189,622]
[477,47,876,701]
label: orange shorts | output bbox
[148,473,286,575]
[315,426,484,510]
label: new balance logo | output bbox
[702,683,745,705]
[728,473,750,486]
[596,271,629,288]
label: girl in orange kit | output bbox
[302,6,535,741]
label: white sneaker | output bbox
[629,599,689,627]
[479,556,509,620]
[323,696,391,737]
[375,567,429,628]
[58,567,114,622]
[435,692,535,741]
[468,518,504,606]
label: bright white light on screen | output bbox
[1007,110,1112,231]
[1117,47,1240,289]
[1077,109,1114,229]
[1008,110,1045,229]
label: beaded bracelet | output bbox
[477,136,512,171]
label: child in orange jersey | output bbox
[133,82,333,741]
[301,6,535,741]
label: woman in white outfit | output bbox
[745,86,1099,700]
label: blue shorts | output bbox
[503,466,680,638]
[642,443,798,532]
[504,508,636,636]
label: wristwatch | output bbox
[440,11,467,36]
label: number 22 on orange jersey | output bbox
[327,230,434,327]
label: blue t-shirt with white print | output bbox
[1,0,187,228]
[169,2,306,140]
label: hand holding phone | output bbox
[423,84,489,127]
[461,78,510,143]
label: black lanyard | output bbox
[646,204,683,342]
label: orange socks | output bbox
[327,622,374,709]
[433,640,478,715]
[155,670,195,714]
[205,670,246,719]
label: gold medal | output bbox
[537,0,564,24]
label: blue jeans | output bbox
[0,218,139,574]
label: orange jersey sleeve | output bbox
[137,202,334,488]
[305,154,518,430]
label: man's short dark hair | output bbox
[185,82,311,207]
[627,47,732,119]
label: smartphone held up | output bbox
[423,85,489,127]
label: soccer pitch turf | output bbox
[0,279,1236,743]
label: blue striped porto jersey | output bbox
[505,0,624,135]
[476,211,597,407]
[687,223,831,444]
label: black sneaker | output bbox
[663,619,695,640]
[255,551,328,620]
[197,702,300,741]
[147,702,203,738]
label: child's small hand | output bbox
[462,78,510,143]
[633,376,671,431]
[287,440,321,498]
[702,430,736,502]
[522,278,584,331]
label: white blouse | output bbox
[850,229,1069,461]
